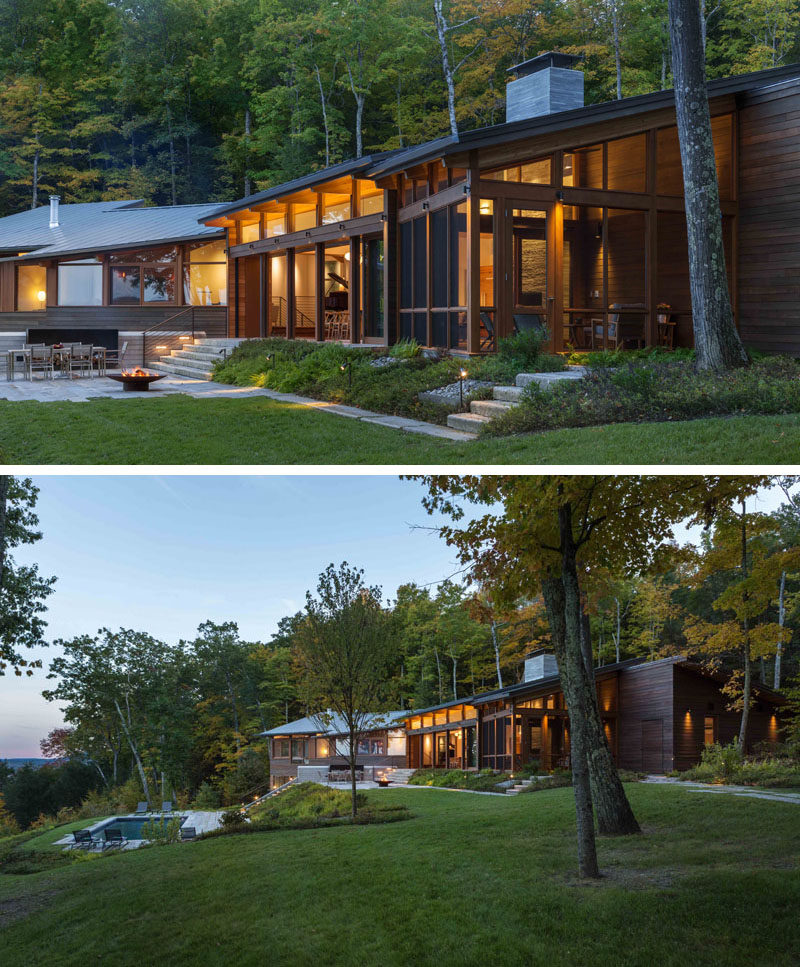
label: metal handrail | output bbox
[141,306,195,366]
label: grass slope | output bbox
[1,785,798,966]
[1,398,799,464]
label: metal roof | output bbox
[260,710,407,738]
[0,200,226,262]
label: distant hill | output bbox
[1,758,53,771]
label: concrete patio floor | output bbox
[0,373,476,440]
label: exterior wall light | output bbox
[37,290,46,303]
[555,190,565,201]
[422,202,429,210]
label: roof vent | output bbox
[506,51,583,123]
[49,195,60,229]
[524,649,559,683]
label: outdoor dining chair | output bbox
[479,311,496,351]
[68,344,94,378]
[103,341,127,371]
[30,345,54,379]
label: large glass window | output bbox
[607,134,646,192]
[483,156,551,185]
[322,193,350,224]
[108,246,177,306]
[358,181,384,216]
[184,239,227,307]
[111,266,140,304]
[656,115,733,199]
[57,258,102,306]
[265,212,285,238]
[240,221,260,243]
[292,204,316,231]
[399,215,428,343]
[563,145,603,189]
[16,264,46,311]
[274,738,290,758]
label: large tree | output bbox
[0,476,56,677]
[293,562,396,818]
[668,0,749,371]
[412,474,773,877]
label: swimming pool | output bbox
[94,815,186,840]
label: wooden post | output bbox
[383,189,398,346]
[314,243,325,341]
[286,248,296,339]
[349,236,361,343]
[466,152,481,354]
[264,253,272,338]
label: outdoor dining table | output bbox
[4,345,108,380]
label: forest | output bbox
[1,475,799,832]
[1,0,798,216]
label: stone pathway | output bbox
[643,775,800,805]
[0,374,474,441]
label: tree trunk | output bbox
[611,0,623,99]
[348,731,358,819]
[346,46,365,158]
[559,521,641,836]
[579,603,593,677]
[113,698,151,804]
[450,650,458,700]
[738,499,752,748]
[775,570,786,689]
[542,576,599,878]
[244,107,252,196]
[491,619,503,688]
[614,597,621,663]
[668,0,749,371]
[434,0,459,137]
[32,147,40,210]
[434,646,443,702]
[166,108,177,206]
[314,66,330,168]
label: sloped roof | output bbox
[260,710,407,738]
[0,200,226,262]
[204,61,800,221]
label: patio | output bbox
[54,809,224,851]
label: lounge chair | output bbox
[161,801,173,813]
[103,827,125,849]
[135,801,148,814]
[71,828,95,850]
[180,826,197,841]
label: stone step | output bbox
[515,368,585,389]
[170,348,230,362]
[493,385,524,403]
[446,411,488,434]
[159,354,215,373]
[470,399,513,419]
[193,338,246,348]
[148,362,211,380]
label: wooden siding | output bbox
[738,79,800,352]
[672,665,782,771]
[617,660,675,772]
[0,305,226,337]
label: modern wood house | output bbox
[401,652,785,775]
[203,56,800,356]
[0,198,229,357]
[261,711,408,789]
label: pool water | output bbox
[95,815,186,840]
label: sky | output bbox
[1,475,465,758]
[1,475,789,759]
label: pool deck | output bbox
[56,809,224,850]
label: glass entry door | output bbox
[361,235,384,341]
[501,202,554,345]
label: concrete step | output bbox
[493,385,525,403]
[470,399,513,419]
[159,354,215,373]
[446,411,489,433]
[515,369,585,390]
[193,338,247,348]
[148,362,211,380]
[169,348,230,363]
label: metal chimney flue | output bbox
[49,195,60,229]
[506,51,584,123]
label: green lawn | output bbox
[1,785,798,965]
[1,397,800,464]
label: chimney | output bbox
[524,649,559,683]
[49,195,60,229]
[506,52,583,123]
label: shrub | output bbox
[519,772,573,793]
[675,742,800,787]
[250,782,360,823]
[498,327,549,368]
[389,338,421,359]
[407,769,511,792]
[192,781,222,810]
[140,816,183,845]
[485,356,800,437]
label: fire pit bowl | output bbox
[106,369,166,392]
